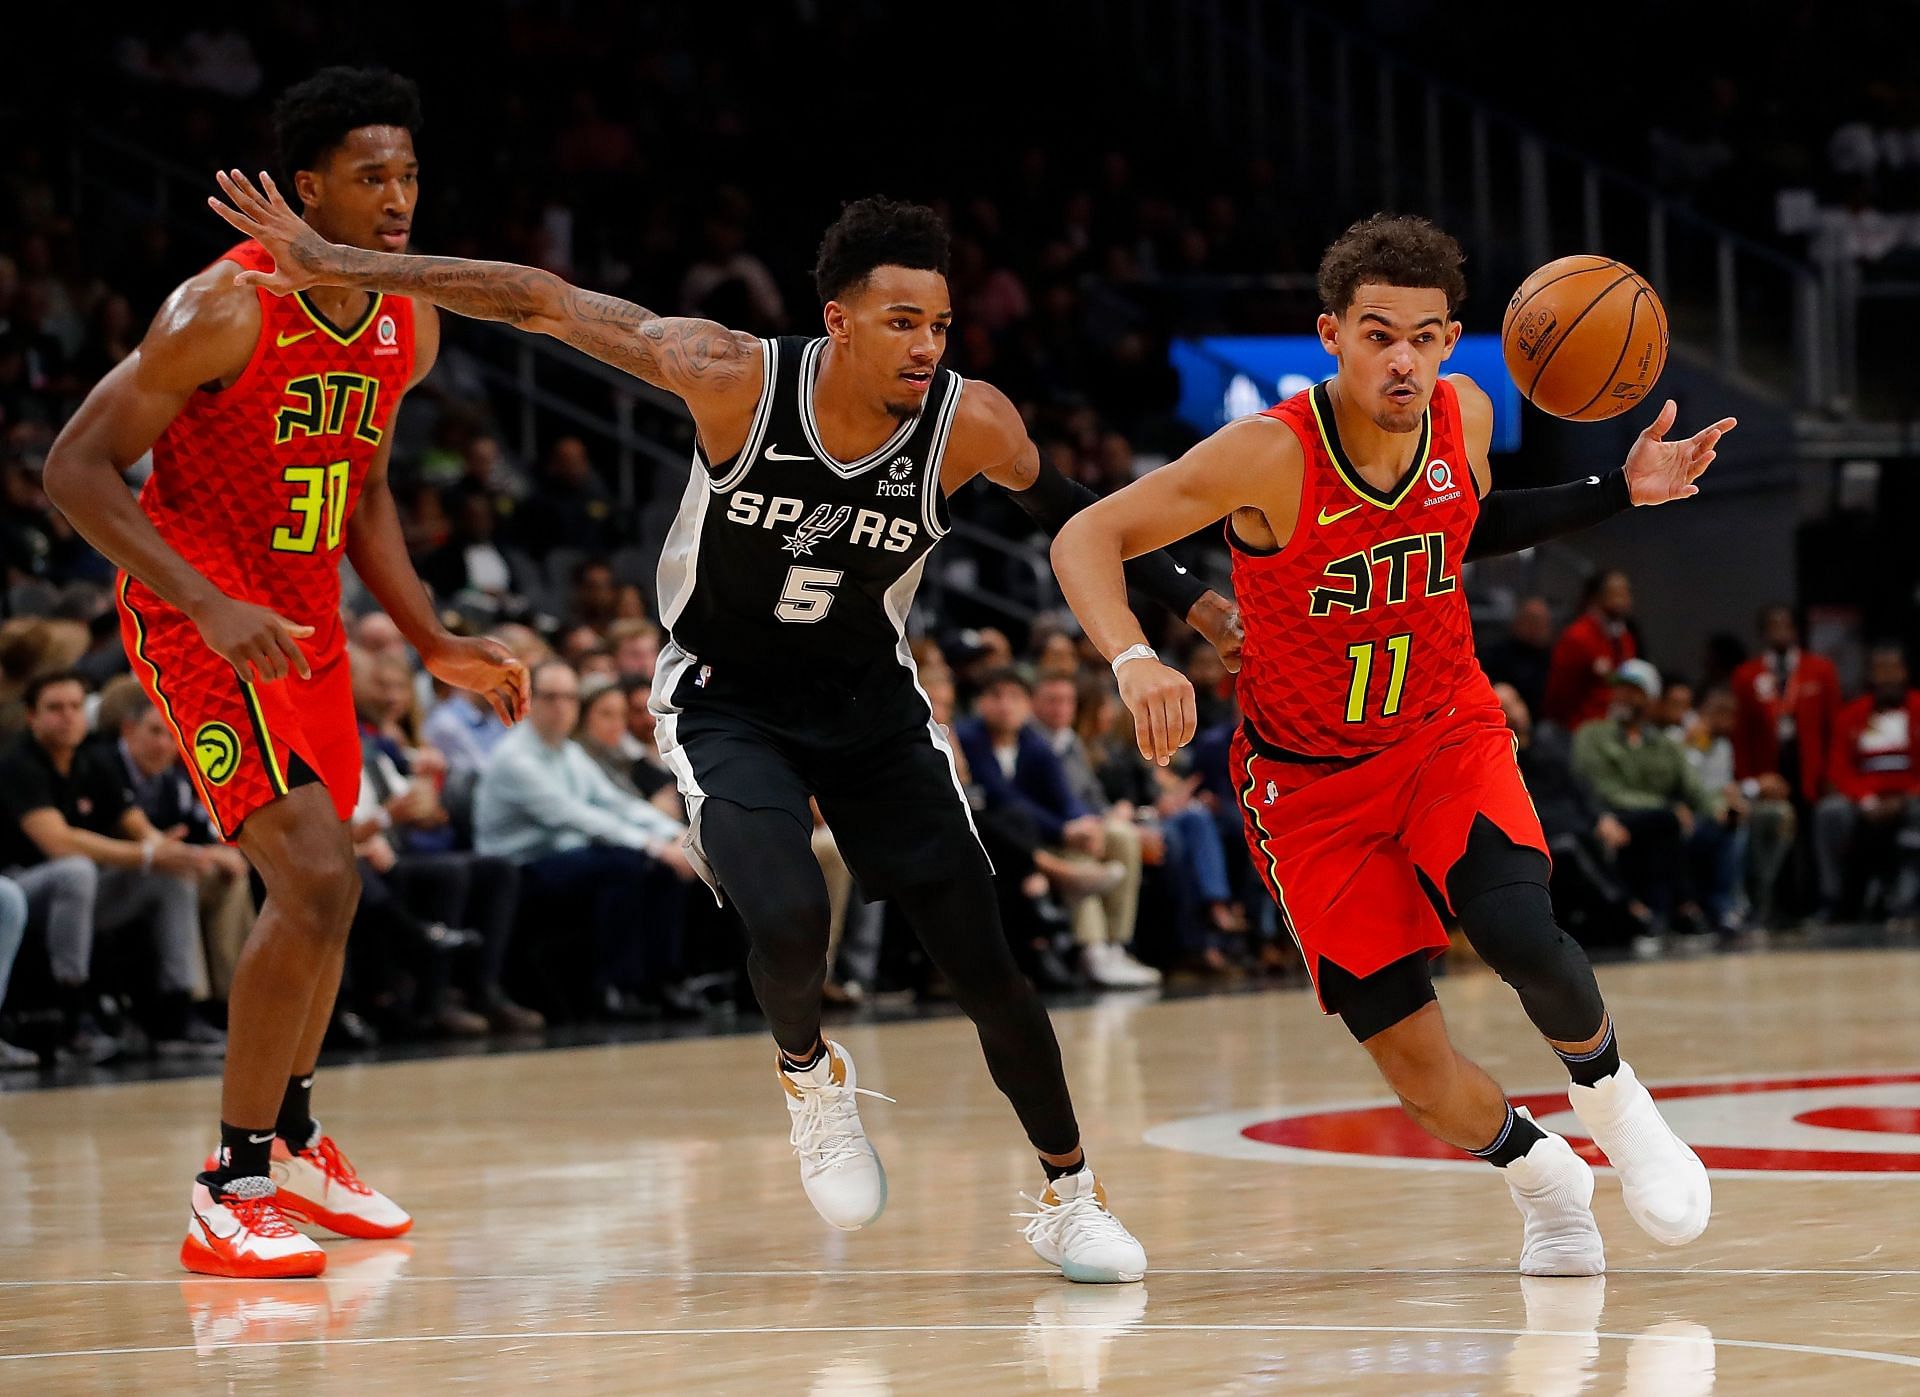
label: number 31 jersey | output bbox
[656,335,964,671]
[1230,376,1496,759]
[137,240,415,656]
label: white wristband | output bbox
[1110,644,1158,677]
[140,838,157,872]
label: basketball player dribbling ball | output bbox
[44,70,529,1278]
[1052,214,1736,1274]
[209,173,1251,1283]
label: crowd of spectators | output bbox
[1,14,1916,1072]
[1487,589,1920,950]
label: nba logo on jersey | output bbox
[696,664,713,689]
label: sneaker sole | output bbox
[1060,1257,1147,1284]
[275,1192,414,1240]
[180,1234,327,1279]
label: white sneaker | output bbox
[206,1124,412,1239]
[1569,1062,1711,1246]
[1018,1169,1148,1283]
[181,1176,327,1278]
[1503,1123,1606,1277]
[1084,943,1162,989]
[781,1040,890,1231]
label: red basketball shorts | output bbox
[1231,698,1548,1010]
[117,575,360,840]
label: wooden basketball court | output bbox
[5,947,1920,1393]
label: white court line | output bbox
[3,1323,1918,1370]
[4,1265,1920,1285]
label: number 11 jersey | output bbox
[1230,376,1495,759]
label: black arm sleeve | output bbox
[1009,459,1209,618]
[1464,469,1633,562]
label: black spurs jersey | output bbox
[655,335,965,673]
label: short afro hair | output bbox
[1317,213,1467,319]
[813,197,950,304]
[273,66,422,179]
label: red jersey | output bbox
[1230,378,1494,758]
[137,241,415,655]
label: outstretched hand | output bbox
[207,170,340,296]
[423,635,531,725]
[1623,400,1737,506]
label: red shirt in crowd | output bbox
[1828,690,1920,802]
[1730,648,1842,801]
[1544,612,1636,729]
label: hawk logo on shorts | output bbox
[194,722,243,786]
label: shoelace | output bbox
[222,1192,299,1239]
[303,1136,374,1196]
[1013,1189,1134,1248]
[788,1081,894,1171]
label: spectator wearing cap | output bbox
[1571,659,1727,931]
[1545,570,1638,729]
[1815,643,1920,920]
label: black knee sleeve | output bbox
[1447,818,1605,1042]
[1323,953,1439,1043]
[700,799,832,1051]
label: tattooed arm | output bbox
[208,169,762,425]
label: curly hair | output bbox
[273,66,422,177]
[1317,213,1467,318]
[813,197,950,303]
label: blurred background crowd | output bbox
[2,4,1916,1071]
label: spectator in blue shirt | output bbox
[475,660,699,1018]
[956,668,1151,988]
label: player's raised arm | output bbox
[1448,373,1737,562]
[943,380,1245,672]
[208,169,761,414]
[1050,416,1303,765]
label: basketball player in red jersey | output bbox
[44,69,528,1278]
[1055,215,1737,1275]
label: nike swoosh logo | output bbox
[763,445,813,461]
[1317,503,1364,526]
[276,329,316,347]
[248,1132,276,1144]
[193,1205,243,1241]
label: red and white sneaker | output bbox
[202,1127,413,1240]
[181,1177,327,1279]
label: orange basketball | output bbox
[1501,255,1668,421]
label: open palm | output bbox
[207,170,339,296]
[1623,399,1738,506]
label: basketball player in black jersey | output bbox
[213,172,1243,1282]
